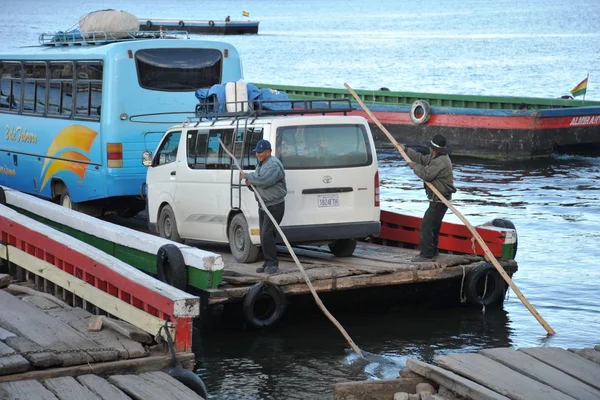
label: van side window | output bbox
[206,129,234,169]
[241,127,263,169]
[187,130,209,169]
[0,61,22,113]
[154,131,182,166]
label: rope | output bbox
[219,139,364,358]
[481,272,489,314]
[158,320,177,369]
[459,265,467,303]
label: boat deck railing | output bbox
[39,30,190,46]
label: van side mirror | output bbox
[142,151,153,166]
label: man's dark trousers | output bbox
[259,202,285,267]
[419,201,448,258]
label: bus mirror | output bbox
[142,151,153,166]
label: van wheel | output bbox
[60,188,79,211]
[328,239,357,257]
[229,214,260,263]
[159,205,183,243]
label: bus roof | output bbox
[0,38,240,59]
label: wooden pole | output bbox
[219,139,365,357]
[344,83,555,335]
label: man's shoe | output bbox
[255,266,265,273]
[264,265,279,274]
[411,255,434,262]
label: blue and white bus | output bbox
[0,32,243,215]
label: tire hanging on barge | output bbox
[409,99,431,125]
[156,244,188,291]
[243,281,287,328]
[464,262,506,307]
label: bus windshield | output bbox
[136,48,223,91]
[277,124,372,169]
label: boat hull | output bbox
[139,18,259,35]
[251,83,600,159]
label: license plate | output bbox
[318,194,339,207]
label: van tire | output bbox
[328,239,357,257]
[156,244,188,290]
[158,205,183,243]
[229,214,260,263]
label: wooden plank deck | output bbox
[0,285,203,399]
[404,346,600,400]
[207,242,517,303]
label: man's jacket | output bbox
[246,155,287,207]
[406,148,456,202]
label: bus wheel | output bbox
[228,214,260,263]
[158,205,183,243]
[157,244,188,290]
[328,239,357,257]
[60,188,79,211]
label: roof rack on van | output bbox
[38,30,190,46]
[192,98,354,121]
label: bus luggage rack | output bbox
[39,30,190,46]
[192,98,354,121]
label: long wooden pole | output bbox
[219,139,364,357]
[344,83,555,335]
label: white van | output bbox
[143,101,381,262]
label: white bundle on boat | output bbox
[79,9,140,39]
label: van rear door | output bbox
[274,117,379,239]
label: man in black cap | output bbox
[241,139,287,274]
[399,134,456,262]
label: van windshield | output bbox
[135,48,222,91]
[277,124,372,169]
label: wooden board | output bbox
[568,348,600,365]
[519,347,600,391]
[481,347,600,400]
[434,353,575,400]
[0,353,194,383]
[406,359,509,400]
[77,374,132,400]
[4,336,62,368]
[0,327,16,340]
[109,371,202,400]
[44,376,102,400]
[0,379,59,399]
[0,340,30,376]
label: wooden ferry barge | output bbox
[251,83,600,159]
[1,186,518,330]
[139,18,259,35]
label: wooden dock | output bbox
[334,345,600,400]
[0,284,202,399]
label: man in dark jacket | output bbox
[241,139,287,274]
[399,134,456,262]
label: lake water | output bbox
[2,1,599,398]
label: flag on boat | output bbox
[242,11,250,17]
[570,76,588,97]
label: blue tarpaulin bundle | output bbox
[195,83,291,114]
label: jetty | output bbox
[139,18,259,35]
[334,345,600,399]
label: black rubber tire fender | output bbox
[0,187,6,205]
[167,367,208,399]
[146,20,152,27]
[156,244,188,291]
[178,20,185,28]
[328,239,357,257]
[243,282,287,328]
[208,20,215,27]
[492,218,518,258]
[465,262,505,307]
[409,100,431,125]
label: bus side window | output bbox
[0,61,22,112]
[75,61,102,120]
[155,131,182,166]
[23,62,47,115]
[48,62,73,117]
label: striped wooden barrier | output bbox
[0,204,199,352]
[2,187,224,290]
[377,210,517,260]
